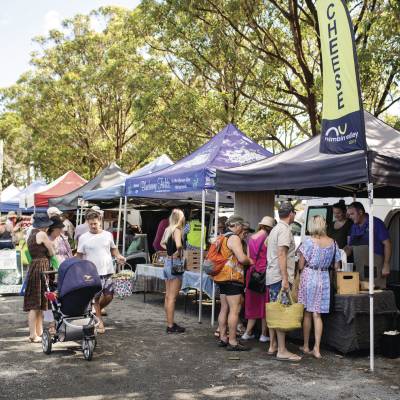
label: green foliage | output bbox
[0,1,399,184]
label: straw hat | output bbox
[7,211,17,219]
[258,216,275,228]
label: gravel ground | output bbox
[0,293,399,400]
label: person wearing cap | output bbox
[266,202,301,361]
[213,215,253,351]
[23,213,56,343]
[242,216,275,343]
[48,216,73,264]
[47,207,74,241]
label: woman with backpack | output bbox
[213,215,253,351]
[241,216,275,343]
[160,209,186,334]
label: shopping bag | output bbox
[266,289,304,332]
[112,267,134,299]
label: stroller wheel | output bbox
[42,329,52,355]
[82,338,95,361]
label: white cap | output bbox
[47,207,62,217]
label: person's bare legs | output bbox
[35,310,43,337]
[28,310,40,340]
[94,298,104,332]
[276,329,301,360]
[245,319,256,336]
[164,280,171,325]
[301,311,312,353]
[218,294,228,343]
[226,294,242,346]
[99,294,113,310]
[312,312,323,358]
[268,328,277,353]
[261,320,267,337]
[165,278,181,327]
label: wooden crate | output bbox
[336,271,360,295]
[185,250,207,272]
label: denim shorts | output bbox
[163,258,183,281]
[267,281,291,305]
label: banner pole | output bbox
[116,197,123,250]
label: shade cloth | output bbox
[216,112,400,198]
[125,124,271,196]
[49,163,127,210]
[28,171,87,208]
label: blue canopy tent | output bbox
[0,181,47,213]
[83,155,173,202]
[82,155,173,248]
[124,123,272,322]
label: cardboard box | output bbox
[336,271,360,295]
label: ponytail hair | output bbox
[332,199,347,214]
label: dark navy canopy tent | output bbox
[216,112,400,197]
[124,124,271,323]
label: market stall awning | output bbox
[49,163,128,210]
[216,112,400,198]
[83,155,173,202]
[125,124,271,197]
[29,171,87,208]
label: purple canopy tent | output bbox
[124,124,271,322]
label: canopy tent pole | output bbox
[122,196,128,256]
[75,207,80,229]
[116,197,123,250]
[368,182,375,372]
[211,191,219,327]
[198,189,206,323]
[80,204,84,225]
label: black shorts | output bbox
[218,282,244,296]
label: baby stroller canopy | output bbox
[58,258,101,298]
[57,258,102,317]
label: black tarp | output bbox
[216,112,400,198]
[49,163,127,210]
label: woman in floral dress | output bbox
[298,216,341,359]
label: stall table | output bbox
[134,264,216,305]
[290,290,399,353]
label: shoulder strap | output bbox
[255,239,265,262]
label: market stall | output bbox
[125,123,271,322]
[27,171,87,208]
[216,111,400,362]
[49,162,128,211]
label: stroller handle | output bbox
[41,270,58,276]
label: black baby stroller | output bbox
[42,257,102,361]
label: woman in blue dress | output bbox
[298,215,341,359]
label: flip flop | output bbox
[276,354,301,362]
[266,350,277,356]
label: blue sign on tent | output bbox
[124,124,271,197]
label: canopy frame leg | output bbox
[198,189,206,323]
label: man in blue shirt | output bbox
[345,202,391,285]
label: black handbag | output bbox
[171,253,186,275]
[248,240,266,294]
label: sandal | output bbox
[28,337,41,343]
[227,342,250,352]
[97,324,106,334]
[276,354,302,362]
[217,339,228,348]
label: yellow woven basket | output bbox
[266,290,304,332]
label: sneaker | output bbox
[166,323,186,334]
[259,335,270,343]
[241,332,255,340]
